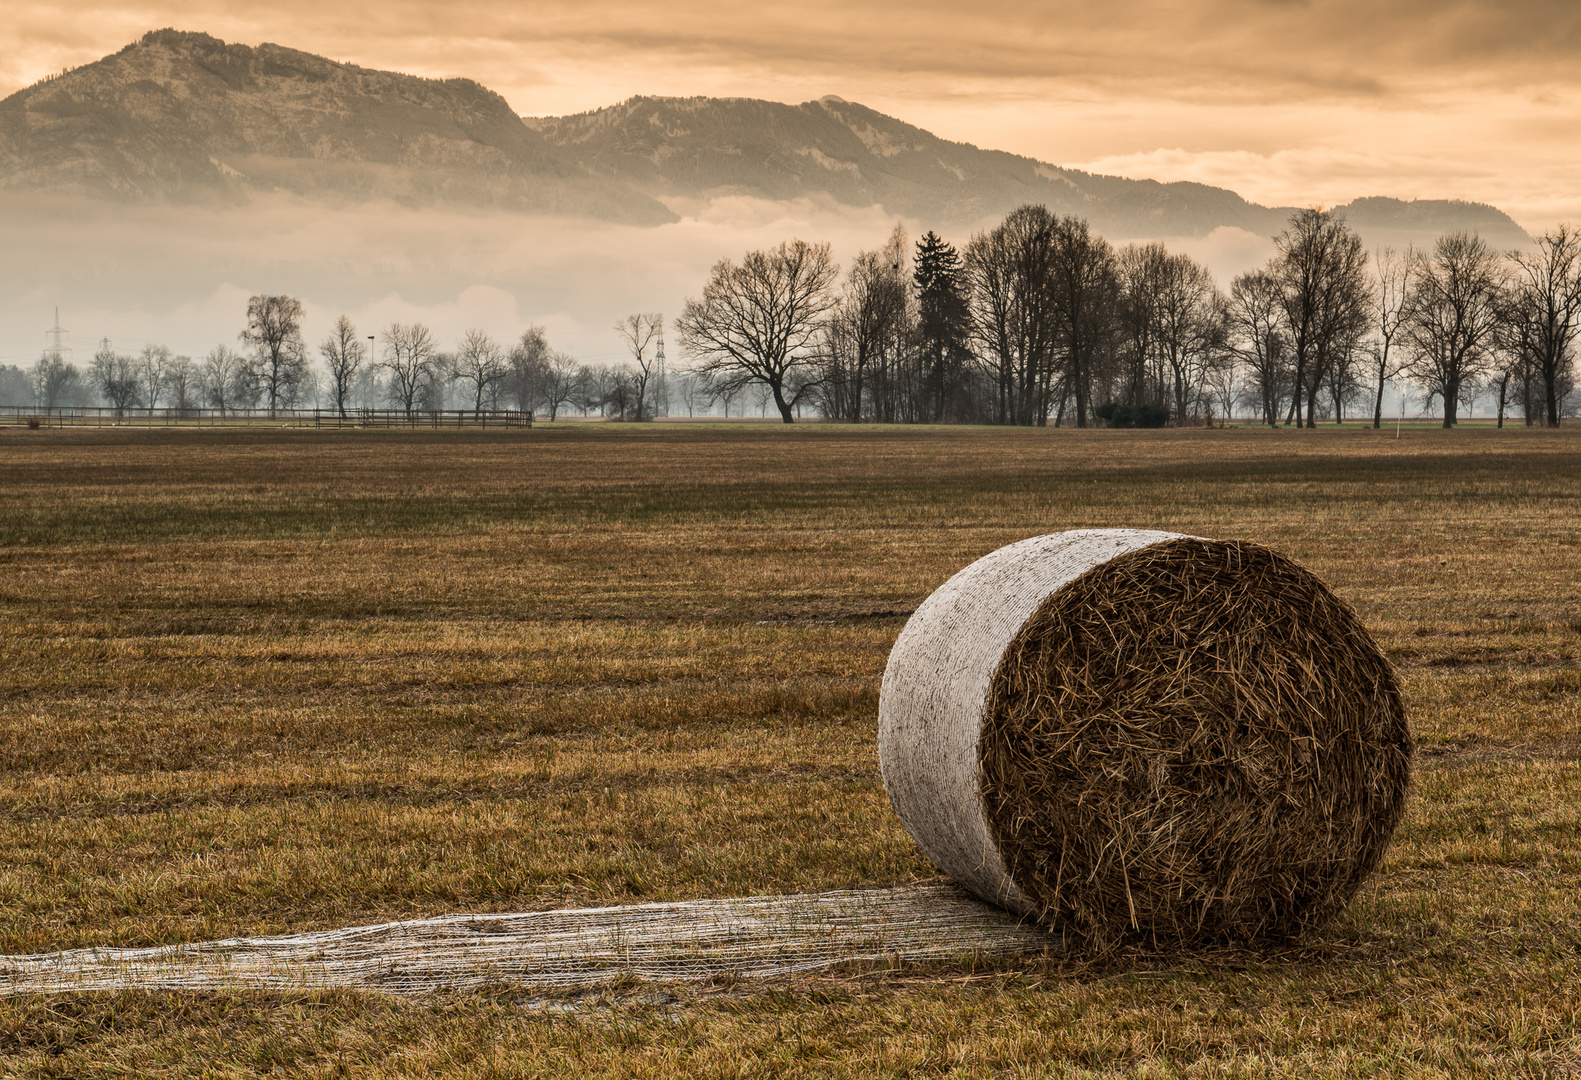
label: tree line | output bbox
[9,209,1577,428]
[675,209,1581,427]
[5,297,743,421]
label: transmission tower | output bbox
[44,307,71,362]
[654,331,668,419]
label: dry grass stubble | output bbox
[0,423,1578,1074]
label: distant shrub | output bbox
[1094,402,1170,429]
[25,415,41,430]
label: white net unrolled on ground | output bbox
[0,886,1054,995]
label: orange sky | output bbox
[4,1,1579,228]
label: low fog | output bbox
[0,192,1275,377]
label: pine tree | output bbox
[913,231,971,422]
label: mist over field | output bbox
[0,191,1282,371]
[0,193,921,365]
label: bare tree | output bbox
[601,369,639,419]
[1494,270,1551,427]
[357,366,381,411]
[709,374,741,418]
[676,239,838,424]
[1048,215,1119,428]
[137,344,172,409]
[1506,225,1581,427]
[538,350,580,421]
[30,352,80,408]
[1370,247,1415,428]
[1227,268,1288,426]
[671,371,708,418]
[574,365,615,417]
[506,326,550,415]
[1327,334,1371,423]
[1204,349,1240,426]
[965,206,1059,425]
[201,346,248,411]
[823,244,908,422]
[452,329,507,416]
[90,342,140,413]
[1151,250,1221,423]
[240,295,309,415]
[614,313,665,422]
[1274,209,1372,427]
[1486,301,1528,429]
[319,315,366,419]
[418,353,452,411]
[380,323,439,415]
[0,364,30,406]
[1116,242,1168,408]
[165,355,198,409]
[1406,232,1505,427]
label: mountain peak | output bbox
[0,31,675,222]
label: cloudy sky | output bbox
[5,0,1579,228]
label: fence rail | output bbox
[0,406,533,430]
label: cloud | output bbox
[6,2,1581,112]
[1060,81,1581,229]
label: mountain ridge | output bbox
[0,30,1533,248]
[527,94,1288,236]
[527,94,1531,247]
[0,29,675,223]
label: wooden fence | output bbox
[0,406,532,430]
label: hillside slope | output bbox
[528,95,1532,246]
[0,30,675,223]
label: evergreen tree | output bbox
[913,231,972,422]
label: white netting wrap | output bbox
[0,887,1053,995]
[878,529,1185,915]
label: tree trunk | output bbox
[1372,369,1385,429]
[771,381,795,424]
[1292,357,1305,427]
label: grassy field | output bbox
[0,421,1578,1077]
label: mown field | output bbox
[0,421,1578,1078]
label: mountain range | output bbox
[0,29,1532,248]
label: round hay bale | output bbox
[878,529,1410,949]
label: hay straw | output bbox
[880,530,1410,952]
[0,886,1054,995]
